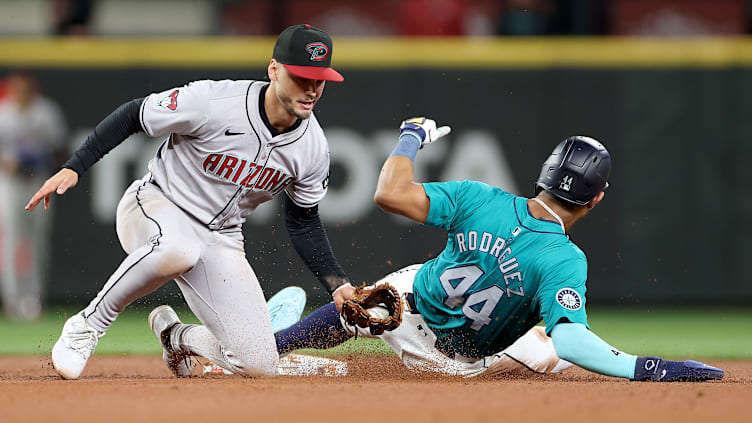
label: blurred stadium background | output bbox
[0,0,749,356]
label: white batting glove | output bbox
[399,117,451,146]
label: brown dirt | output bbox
[0,355,750,423]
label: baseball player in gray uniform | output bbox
[26,24,353,379]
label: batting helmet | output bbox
[534,136,611,205]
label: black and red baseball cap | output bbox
[273,24,344,82]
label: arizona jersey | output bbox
[140,80,330,230]
[413,180,590,358]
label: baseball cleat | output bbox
[680,360,724,381]
[267,286,307,333]
[51,312,104,380]
[148,305,194,377]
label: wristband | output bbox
[389,133,422,162]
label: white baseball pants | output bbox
[342,264,572,378]
[82,177,278,376]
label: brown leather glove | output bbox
[341,283,403,336]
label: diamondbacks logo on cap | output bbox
[158,89,179,111]
[555,288,582,310]
[306,42,329,61]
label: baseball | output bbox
[368,306,390,320]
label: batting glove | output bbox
[399,117,451,147]
[633,356,724,382]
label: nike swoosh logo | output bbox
[225,129,244,136]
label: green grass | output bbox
[586,308,752,359]
[1,307,749,359]
[0,307,190,355]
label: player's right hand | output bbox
[332,283,355,313]
[633,356,724,382]
[26,168,79,211]
[399,117,451,146]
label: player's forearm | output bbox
[374,155,417,210]
[64,98,145,175]
[374,128,420,206]
[283,194,350,294]
[551,322,724,382]
[374,135,430,223]
[550,322,637,379]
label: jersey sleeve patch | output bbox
[141,82,210,138]
[536,250,589,334]
[158,89,180,112]
[555,287,582,311]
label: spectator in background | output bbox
[496,0,554,35]
[52,0,93,35]
[0,71,68,320]
[399,0,468,35]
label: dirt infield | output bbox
[1,356,750,423]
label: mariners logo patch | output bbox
[306,42,329,61]
[158,89,179,111]
[555,288,582,310]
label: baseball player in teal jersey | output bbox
[413,178,589,360]
[273,117,724,381]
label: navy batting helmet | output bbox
[534,136,611,205]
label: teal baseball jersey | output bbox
[413,180,590,358]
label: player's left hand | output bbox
[633,357,724,382]
[399,117,451,146]
[26,167,79,211]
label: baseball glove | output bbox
[341,283,403,336]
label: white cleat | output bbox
[268,286,307,333]
[51,312,104,380]
[148,305,194,377]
